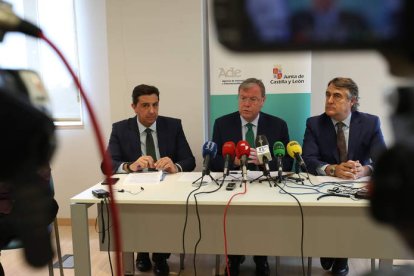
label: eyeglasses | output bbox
[239,97,262,104]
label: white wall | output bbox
[52,1,400,218]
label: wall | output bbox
[105,0,206,166]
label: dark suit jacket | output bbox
[302,111,386,175]
[103,115,195,174]
[210,111,292,172]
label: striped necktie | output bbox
[336,122,347,163]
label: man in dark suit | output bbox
[102,84,195,276]
[211,78,292,276]
[302,77,386,276]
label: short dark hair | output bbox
[328,77,360,111]
[132,84,160,105]
[238,78,266,97]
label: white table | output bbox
[70,172,411,275]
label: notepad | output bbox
[123,171,163,185]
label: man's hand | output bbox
[154,157,178,173]
[247,148,260,165]
[335,160,371,179]
[129,155,155,171]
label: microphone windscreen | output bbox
[222,141,236,158]
[273,141,286,157]
[236,140,250,159]
[286,141,302,158]
[255,135,269,147]
[202,141,218,158]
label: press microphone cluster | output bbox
[202,141,218,176]
[222,141,236,176]
[236,140,250,181]
[255,135,272,175]
[286,141,306,168]
[273,141,285,182]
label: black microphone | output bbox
[222,141,236,176]
[202,141,218,176]
[255,135,272,176]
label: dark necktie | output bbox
[336,122,347,163]
[245,123,257,170]
[145,128,157,161]
[245,123,255,148]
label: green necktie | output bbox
[145,128,157,161]
[245,123,255,148]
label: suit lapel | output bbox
[233,114,243,142]
[156,117,167,157]
[128,117,142,157]
[322,114,340,163]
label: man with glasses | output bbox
[210,77,292,276]
[302,77,386,276]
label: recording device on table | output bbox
[225,182,236,191]
[236,140,250,183]
[92,189,110,199]
[213,0,414,77]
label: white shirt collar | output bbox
[240,113,260,127]
[136,117,157,134]
[331,113,352,128]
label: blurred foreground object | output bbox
[213,0,414,76]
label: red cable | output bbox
[39,32,123,276]
[223,181,247,276]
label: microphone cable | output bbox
[223,179,247,276]
[38,33,123,274]
[178,175,205,276]
[191,176,226,275]
[270,177,305,276]
[94,197,114,276]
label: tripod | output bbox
[192,170,220,186]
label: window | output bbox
[0,0,82,126]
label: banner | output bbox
[209,14,312,144]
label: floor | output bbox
[0,224,408,275]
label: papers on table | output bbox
[123,171,164,185]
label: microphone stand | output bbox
[249,165,272,187]
[192,169,220,186]
[288,161,305,184]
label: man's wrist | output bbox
[124,162,133,173]
[326,164,337,176]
